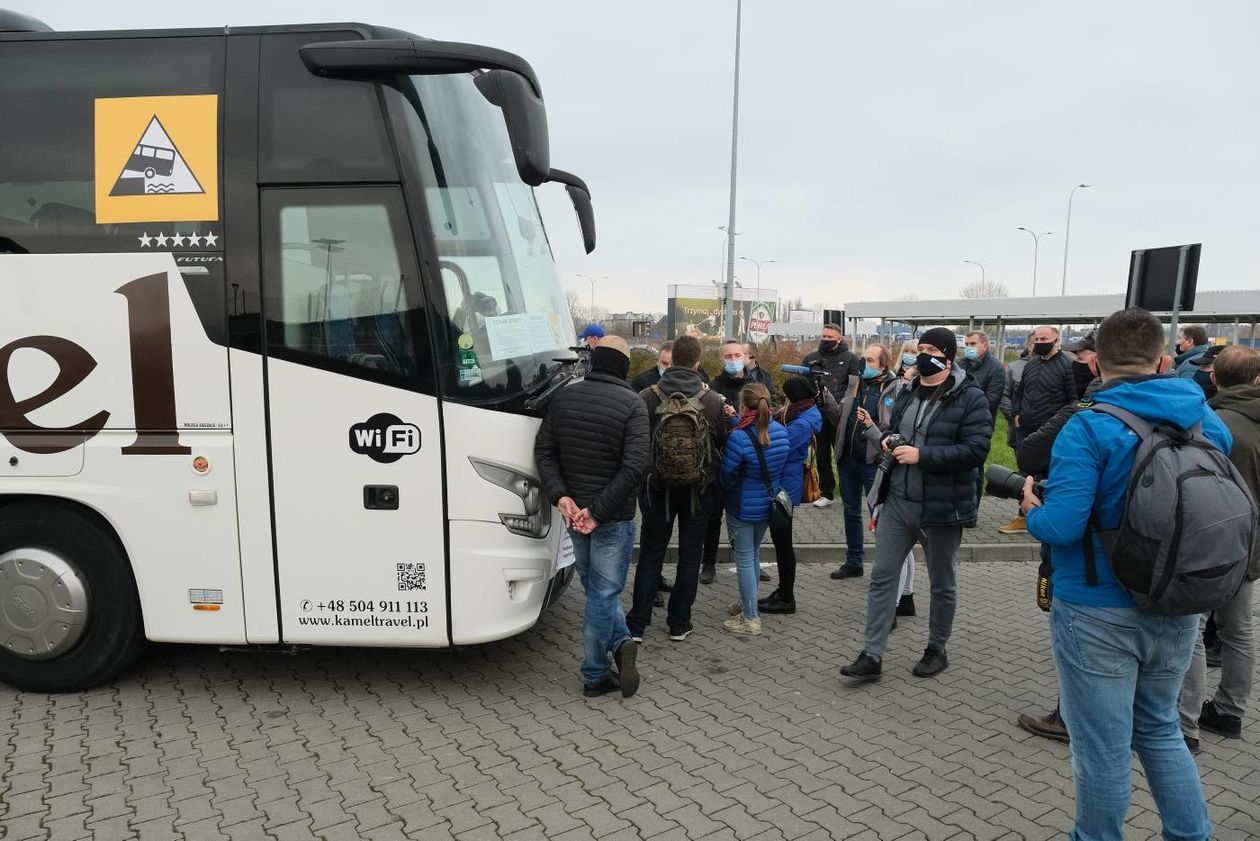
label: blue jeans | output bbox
[727,514,768,620]
[570,519,635,687]
[837,457,876,568]
[1050,601,1211,841]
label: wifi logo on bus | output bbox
[349,413,421,463]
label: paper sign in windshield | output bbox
[483,313,563,360]
[95,95,219,224]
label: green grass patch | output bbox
[987,414,1018,473]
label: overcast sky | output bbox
[44,1,1260,315]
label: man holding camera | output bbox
[840,328,992,681]
[1022,308,1229,840]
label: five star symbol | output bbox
[138,230,220,250]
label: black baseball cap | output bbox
[1062,333,1095,353]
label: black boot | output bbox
[1199,700,1243,739]
[896,594,916,616]
[582,673,621,697]
[700,563,716,585]
[912,646,948,677]
[758,590,796,614]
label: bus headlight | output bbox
[468,458,551,539]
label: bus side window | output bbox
[260,186,430,389]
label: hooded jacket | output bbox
[883,366,993,527]
[1026,376,1234,606]
[720,421,790,522]
[1209,383,1260,579]
[639,367,729,488]
[534,371,650,523]
[779,404,823,506]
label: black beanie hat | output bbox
[783,376,814,403]
[919,327,957,362]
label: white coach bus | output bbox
[0,9,597,691]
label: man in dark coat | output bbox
[802,324,863,506]
[535,336,649,698]
[841,327,992,683]
[1004,325,1075,534]
[627,335,728,643]
[961,330,1004,503]
[630,341,673,393]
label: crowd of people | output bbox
[532,310,1260,841]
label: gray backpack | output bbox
[1084,403,1256,615]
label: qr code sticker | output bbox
[396,563,426,591]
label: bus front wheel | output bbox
[0,502,146,692]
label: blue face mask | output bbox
[963,346,979,360]
[724,360,745,376]
[861,365,880,379]
[902,354,917,367]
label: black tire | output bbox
[0,502,146,692]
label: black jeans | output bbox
[702,485,725,566]
[768,516,796,599]
[816,418,838,499]
[628,484,718,635]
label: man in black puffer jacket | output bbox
[841,328,992,683]
[535,336,650,699]
[803,324,863,505]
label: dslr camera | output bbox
[781,361,829,399]
[984,465,1045,501]
[875,433,906,478]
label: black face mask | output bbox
[819,339,839,353]
[1033,341,1055,357]
[1072,361,1095,396]
[916,352,949,375]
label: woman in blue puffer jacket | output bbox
[758,376,822,615]
[720,383,789,636]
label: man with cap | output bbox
[1062,332,1098,401]
[577,324,605,374]
[535,335,650,698]
[841,328,992,682]
[1189,343,1224,400]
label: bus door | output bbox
[258,185,449,646]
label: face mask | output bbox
[963,346,979,360]
[916,352,948,375]
[1033,341,1055,357]
[902,354,917,367]
[861,365,880,380]
[724,360,745,376]
[819,339,839,353]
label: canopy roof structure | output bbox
[844,290,1260,327]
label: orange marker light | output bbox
[192,456,210,474]
[193,604,220,611]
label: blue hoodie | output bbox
[780,404,823,506]
[1026,375,1232,607]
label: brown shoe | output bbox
[997,515,1028,534]
[1017,709,1070,743]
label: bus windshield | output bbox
[396,72,575,404]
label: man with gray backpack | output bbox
[1023,307,1252,841]
[627,334,728,643]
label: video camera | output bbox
[985,465,1045,502]
[782,361,828,398]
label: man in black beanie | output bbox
[841,327,992,682]
[535,336,650,698]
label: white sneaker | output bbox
[722,615,763,636]
[812,497,833,508]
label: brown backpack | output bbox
[650,384,712,487]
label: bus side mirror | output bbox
[545,169,596,254]
[300,39,551,185]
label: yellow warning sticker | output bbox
[94,95,218,224]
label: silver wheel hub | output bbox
[0,548,89,660]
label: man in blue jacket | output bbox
[1023,307,1229,841]
[840,327,992,681]
[1172,324,1210,378]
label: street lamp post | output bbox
[722,0,743,338]
[963,260,986,285]
[1061,183,1091,295]
[1016,228,1053,296]
[575,273,606,320]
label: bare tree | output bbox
[959,278,1009,299]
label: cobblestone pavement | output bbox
[2,563,1257,840]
